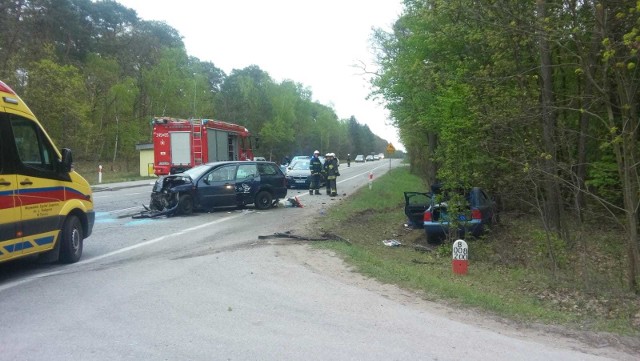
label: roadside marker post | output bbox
[98,164,103,184]
[368,171,373,190]
[452,239,468,275]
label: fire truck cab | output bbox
[152,117,255,176]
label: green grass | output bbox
[73,161,155,185]
[315,167,640,336]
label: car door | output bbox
[403,192,432,228]
[11,116,65,257]
[473,188,495,224]
[0,120,20,262]
[258,162,286,199]
[197,164,238,208]
[235,163,259,205]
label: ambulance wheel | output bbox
[59,215,83,263]
[255,191,273,210]
[178,194,194,215]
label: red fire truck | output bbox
[152,117,256,176]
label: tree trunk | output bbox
[112,114,119,163]
[615,83,640,293]
[594,0,640,293]
[536,0,563,235]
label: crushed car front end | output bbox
[149,174,195,214]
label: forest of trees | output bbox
[371,0,640,292]
[0,0,391,167]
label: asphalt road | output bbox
[0,159,635,360]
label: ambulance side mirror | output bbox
[61,148,73,173]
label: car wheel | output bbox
[254,191,273,210]
[178,194,194,215]
[59,215,83,263]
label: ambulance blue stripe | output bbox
[35,236,55,246]
[65,187,85,196]
[13,241,33,251]
[0,190,13,196]
[2,236,54,253]
[17,186,65,195]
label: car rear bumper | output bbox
[286,176,311,188]
[424,220,483,238]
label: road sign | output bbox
[386,143,395,154]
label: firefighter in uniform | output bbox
[309,150,323,195]
[323,153,340,196]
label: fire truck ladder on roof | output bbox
[192,119,203,165]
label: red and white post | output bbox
[368,171,373,190]
[452,239,468,275]
[98,164,103,184]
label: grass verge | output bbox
[73,161,155,185]
[314,167,640,338]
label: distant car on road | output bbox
[290,155,310,163]
[355,154,365,163]
[149,161,287,215]
[365,155,374,162]
[285,158,325,189]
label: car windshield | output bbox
[291,160,310,170]
[182,164,211,180]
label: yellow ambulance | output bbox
[0,80,94,264]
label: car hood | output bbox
[153,173,194,192]
[286,169,311,177]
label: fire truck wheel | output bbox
[254,191,273,210]
[59,215,83,263]
[178,194,194,215]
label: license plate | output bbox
[295,179,305,183]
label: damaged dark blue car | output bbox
[149,161,287,215]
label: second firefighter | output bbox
[323,153,340,196]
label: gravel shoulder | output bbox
[272,193,640,360]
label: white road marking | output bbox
[0,213,244,293]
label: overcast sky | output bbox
[115,0,405,151]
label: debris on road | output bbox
[131,203,178,219]
[383,239,402,247]
[258,231,351,244]
[278,197,304,208]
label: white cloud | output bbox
[117,0,405,151]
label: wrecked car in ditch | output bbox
[404,184,498,244]
[149,161,288,215]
